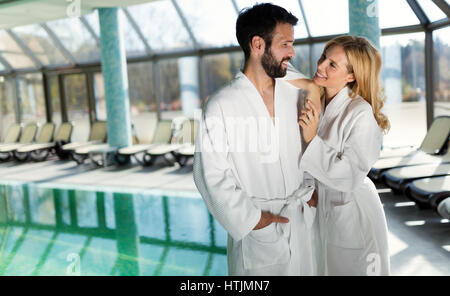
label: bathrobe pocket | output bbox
[241,223,290,270]
[327,200,364,249]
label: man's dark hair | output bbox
[236,3,298,62]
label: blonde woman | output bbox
[298,36,390,276]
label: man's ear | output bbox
[250,35,265,56]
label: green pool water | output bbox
[0,181,228,276]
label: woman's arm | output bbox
[300,109,382,192]
[287,78,322,115]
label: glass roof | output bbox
[236,0,308,38]
[127,1,193,52]
[84,9,148,57]
[0,30,36,69]
[11,24,71,67]
[302,0,349,37]
[379,0,420,29]
[182,0,238,47]
[0,0,448,73]
[46,17,100,64]
[416,0,447,22]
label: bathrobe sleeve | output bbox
[282,63,308,81]
[193,100,261,242]
[300,107,381,193]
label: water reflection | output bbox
[0,182,227,276]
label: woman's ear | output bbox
[346,73,355,83]
[250,35,265,56]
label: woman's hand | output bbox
[299,100,320,144]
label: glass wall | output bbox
[17,73,46,125]
[157,59,182,120]
[380,33,427,147]
[93,73,106,121]
[433,26,450,118]
[0,76,16,139]
[64,74,90,142]
[127,62,157,143]
[202,52,244,103]
[292,44,312,77]
[47,76,62,125]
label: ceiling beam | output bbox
[432,0,450,19]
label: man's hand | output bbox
[307,190,318,208]
[253,211,289,230]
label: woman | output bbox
[298,36,390,276]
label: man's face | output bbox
[261,22,295,78]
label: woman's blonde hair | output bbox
[321,35,390,133]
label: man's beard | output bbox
[261,47,290,78]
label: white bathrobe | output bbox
[193,71,317,276]
[300,86,390,276]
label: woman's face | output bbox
[313,45,355,91]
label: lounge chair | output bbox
[378,116,450,159]
[0,123,21,149]
[369,140,450,182]
[115,119,173,165]
[437,197,450,219]
[66,121,107,164]
[404,176,450,212]
[14,122,73,161]
[141,118,194,166]
[381,162,450,194]
[172,119,198,167]
[0,122,38,161]
[12,122,56,161]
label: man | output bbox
[193,3,319,276]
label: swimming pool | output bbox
[0,180,228,276]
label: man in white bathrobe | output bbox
[193,3,318,276]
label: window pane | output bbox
[84,9,147,58]
[47,76,62,125]
[434,27,450,118]
[93,73,106,121]
[0,76,17,138]
[127,0,193,52]
[0,30,36,69]
[64,74,90,142]
[203,52,244,104]
[379,0,420,29]
[302,0,348,37]
[46,17,100,64]
[311,42,327,75]
[127,62,157,143]
[291,44,312,77]
[381,33,426,147]
[158,59,182,120]
[17,73,46,125]
[236,0,309,39]
[12,24,70,66]
[0,62,4,72]
[417,0,447,22]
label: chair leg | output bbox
[142,153,154,166]
[31,149,50,162]
[0,152,11,162]
[13,151,29,162]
